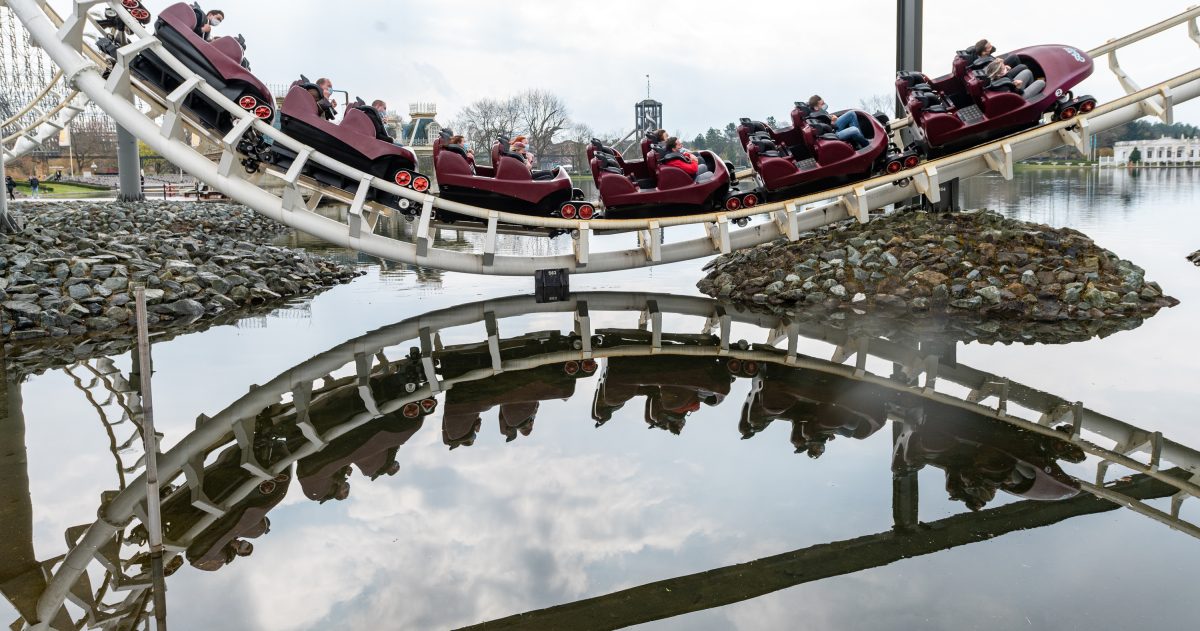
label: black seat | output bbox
[443,144,469,159]
[750,137,783,158]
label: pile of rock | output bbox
[1,201,361,342]
[698,209,1178,324]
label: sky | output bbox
[103,0,1200,139]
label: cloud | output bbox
[117,0,1200,139]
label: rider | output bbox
[985,59,1044,99]
[315,77,338,121]
[661,137,709,179]
[807,95,868,150]
[195,9,224,42]
[357,99,396,143]
[971,39,1021,68]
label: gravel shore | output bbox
[698,209,1178,343]
[0,201,361,345]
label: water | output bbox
[1,168,1198,630]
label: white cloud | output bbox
[110,0,1200,139]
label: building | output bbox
[1101,136,1200,167]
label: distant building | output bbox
[399,102,441,147]
[1102,136,1200,166]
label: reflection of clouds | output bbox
[240,434,715,630]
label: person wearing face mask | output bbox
[315,77,338,121]
[357,99,398,143]
[196,9,224,42]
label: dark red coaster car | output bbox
[736,103,917,198]
[587,137,746,217]
[270,82,431,214]
[102,2,274,134]
[898,45,1096,154]
[433,130,581,219]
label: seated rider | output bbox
[316,78,338,121]
[661,137,710,180]
[807,95,868,150]
[971,39,1020,68]
[194,9,224,42]
[449,134,475,161]
[358,99,398,143]
[985,59,1044,99]
[511,136,553,180]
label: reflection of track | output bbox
[8,1,1200,275]
[22,291,1200,628]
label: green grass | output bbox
[11,182,115,197]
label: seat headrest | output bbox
[793,103,812,117]
[751,137,777,152]
[443,144,469,158]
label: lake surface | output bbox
[1,168,1197,630]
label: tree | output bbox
[859,93,894,117]
[515,89,571,158]
[449,97,521,164]
[1129,147,1142,164]
[67,115,118,174]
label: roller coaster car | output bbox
[298,415,425,503]
[441,365,583,448]
[739,366,887,457]
[590,354,735,432]
[435,330,595,381]
[432,130,580,218]
[270,83,430,213]
[737,104,917,196]
[900,45,1096,153]
[892,414,1083,510]
[587,138,745,216]
[103,3,274,134]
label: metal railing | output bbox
[9,1,1199,276]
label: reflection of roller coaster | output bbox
[4,1,1199,275]
[9,290,1200,629]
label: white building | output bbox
[1101,136,1200,167]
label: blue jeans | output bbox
[834,112,867,149]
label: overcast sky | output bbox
[97,1,1200,137]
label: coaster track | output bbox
[19,290,1200,629]
[4,1,1199,274]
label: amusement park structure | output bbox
[0,1,1193,277]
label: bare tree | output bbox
[67,114,118,174]
[450,97,521,164]
[859,93,896,117]
[515,89,571,159]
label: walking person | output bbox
[28,175,39,199]
[5,175,15,200]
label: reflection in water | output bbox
[3,290,1197,630]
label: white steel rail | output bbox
[7,0,1200,275]
[21,290,1200,629]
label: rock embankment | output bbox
[698,209,1178,323]
[1,201,361,343]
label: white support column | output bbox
[574,301,593,357]
[419,327,441,393]
[639,221,662,262]
[644,300,663,351]
[575,222,591,266]
[415,197,435,258]
[775,202,801,241]
[347,177,373,240]
[706,215,731,254]
[914,165,941,204]
[483,211,498,267]
[484,311,503,374]
[983,143,1014,180]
